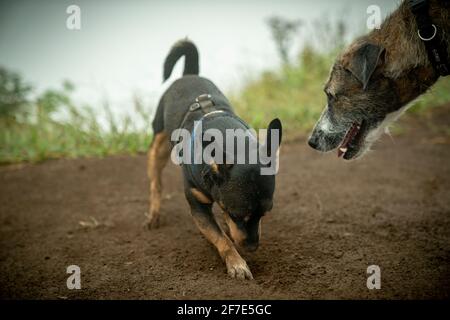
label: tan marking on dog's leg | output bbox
[223,211,246,246]
[192,214,253,280]
[190,188,212,204]
[146,132,170,229]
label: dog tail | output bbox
[163,39,199,82]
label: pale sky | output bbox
[0,0,399,123]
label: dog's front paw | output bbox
[144,212,160,230]
[225,253,253,280]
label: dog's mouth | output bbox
[337,120,367,160]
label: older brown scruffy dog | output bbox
[308,0,449,160]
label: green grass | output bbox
[0,99,152,164]
[230,47,334,138]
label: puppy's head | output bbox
[308,40,435,160]
[205,119,282,252]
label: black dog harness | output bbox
[409,0,450,76]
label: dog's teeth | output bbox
[338,147,347,158]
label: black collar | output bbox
[409,0,450,76]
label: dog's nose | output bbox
[308,136,319,150]
[244,241,259,252]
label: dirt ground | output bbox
[1,105,450,300]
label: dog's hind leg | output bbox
[146,132,170,229]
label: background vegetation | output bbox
[1,18,449,164]
[0,68,152,164]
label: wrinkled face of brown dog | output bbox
[308,42,405,160]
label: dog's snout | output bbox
[244,241,259,252]
[308,135,320,150]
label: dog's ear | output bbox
[347,43,385,90]
[264,118,282,157]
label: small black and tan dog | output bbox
[146,39,282,279]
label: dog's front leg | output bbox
[185,188,253,280]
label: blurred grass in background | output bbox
[0,68,152,164]
[1,17,449,164]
